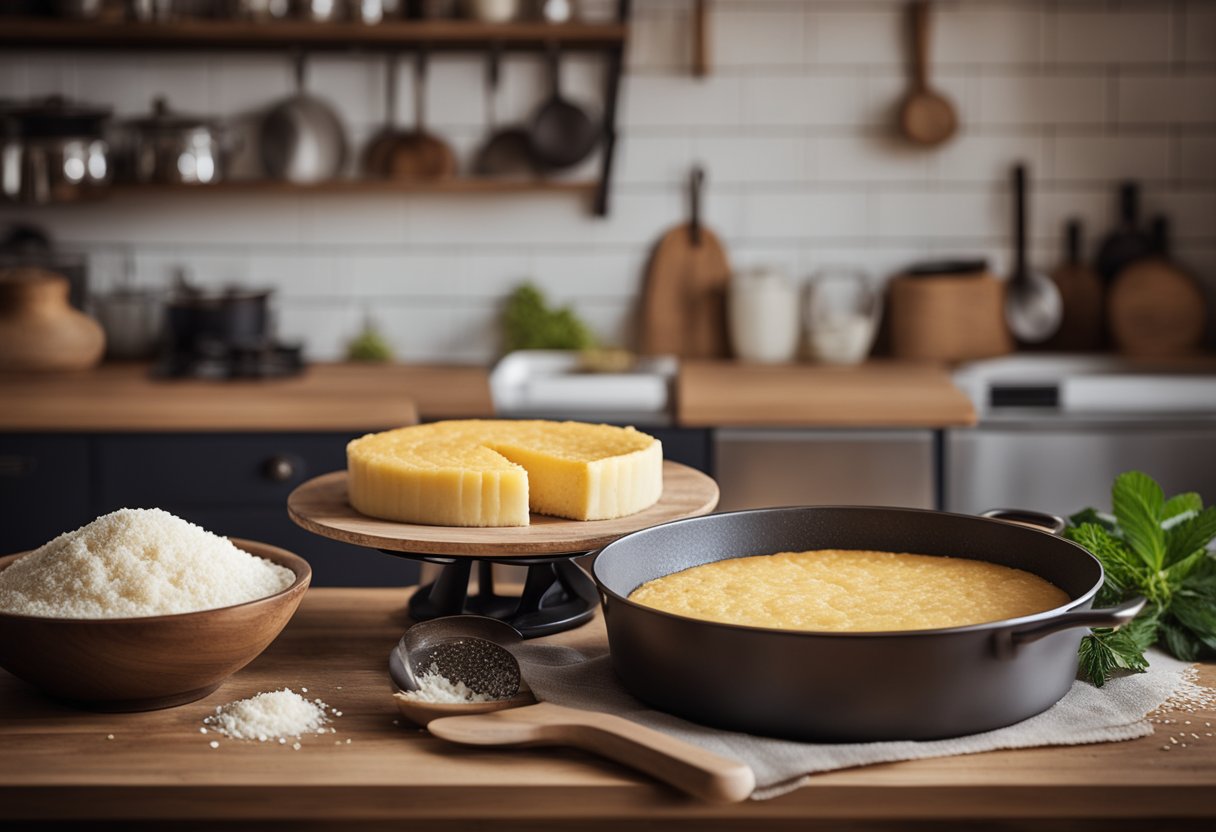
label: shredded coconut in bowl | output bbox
[0,508,296,619]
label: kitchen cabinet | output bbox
[0,434,93,553]
[640,426,712,475]
[0,432,420,587]
[713,428,937,512]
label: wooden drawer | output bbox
[96,433,350,508]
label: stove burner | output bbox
[153,340,305,380]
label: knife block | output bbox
[887,270,1013,362]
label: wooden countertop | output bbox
[1,588,1211,831]
[677,360,977,428]
[0,362,494,432]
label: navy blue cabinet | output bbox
[1,427,713,585]
[0,435,93,553]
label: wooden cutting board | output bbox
[1044,219,1104,351]
[1109,257,1207,357]
[640,167,731,359]
[1109,218,1208,357]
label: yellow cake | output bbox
[347,420,663,527]
[629,549,1070,632]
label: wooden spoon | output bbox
[416,695,756,804]
[390,616,754,803]
[899,0,957,146]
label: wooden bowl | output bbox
[0,538,311,712]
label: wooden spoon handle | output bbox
[910,0,931,91]
[429,702,755,803]
[543,704,755,803]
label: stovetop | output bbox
[151,341,305,380]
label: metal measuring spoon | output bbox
[390,616,533,726]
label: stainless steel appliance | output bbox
[713,429,936,511]
[947,356,1216,516]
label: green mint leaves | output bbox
[1066,472,1216,687]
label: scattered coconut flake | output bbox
[209,741,219,749]
[202,688,334,743]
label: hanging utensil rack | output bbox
[0,6,632,216]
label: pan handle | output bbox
[1005,596,1147,651]
[980,508,1066,536]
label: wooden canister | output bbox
[888,269,1014,362]
[0,267,105,371]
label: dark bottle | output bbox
[1095,182,1155,284]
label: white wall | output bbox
[2,0,1214,362]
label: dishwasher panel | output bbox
[946,424,1216,517]
[713,429,936,512]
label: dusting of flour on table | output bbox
[203,689,336,745]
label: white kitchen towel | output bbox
[513,643,1191,800]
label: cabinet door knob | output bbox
[263,455,299,483]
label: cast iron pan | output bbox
[591,506,1143,743]
[528,44,598,172]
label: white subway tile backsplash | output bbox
[1183,5,1216,65]
[711,7,807,68]
[1117,73,1216,124]
[616,134,694,184]
[627,6,692,72]
[693,135,806,184]
[212,55,293,116]
[875,190,1005,241]
[3,1,1212,363]
[1050,134,1171,182]
[623,75,741,127]
[71,56,161,118]
[932,134,1048,184]
[1146,192,1216,242]
[308,54,382,132]
[814,134,932,183]
[529,251,645,301]
[742,74,867,127]
[1176,135,1216,185]
[809,11,899,67]
[936,3,1044,67]
[278,299,360,362]
[300,195,409,246]
[1048,9,1172,65]
[977,74,1106,126]
[740,191,870,241]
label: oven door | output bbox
[945,420,1216,517]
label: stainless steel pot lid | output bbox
[125,97,221,134]
[5,96,111,138]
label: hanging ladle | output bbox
[389,616,755,803]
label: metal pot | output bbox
[123,98,231,185]
[93,286,164,360]
[259,56,347,184]
[462,0,519,22]
[1,97,111,205]
[165,280,273,354]
[591,506,1144,743]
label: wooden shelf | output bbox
[106,178,596,196]
[0,18,628,52]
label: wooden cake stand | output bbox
[287,461,719,637]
